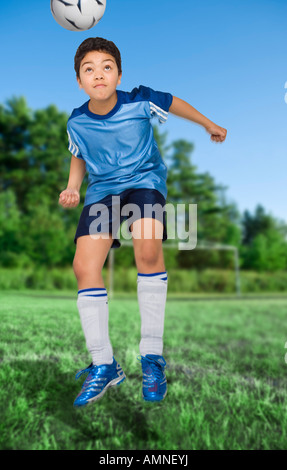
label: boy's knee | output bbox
[138,246,161,267]
[72,257,83,279]
[73,256,101,279]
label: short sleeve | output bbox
[67,122,84,160]
[138,85,173,124]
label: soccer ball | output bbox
[50,0,106,31]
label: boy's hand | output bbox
[205,122,227,143]
[59,188,80,209]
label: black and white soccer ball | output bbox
[50,0,106,31]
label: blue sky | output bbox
[1,0,287,224]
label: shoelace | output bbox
[75,363,106,394]
[75,362,94,380]
[137,355,168,381]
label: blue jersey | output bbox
[67,85,173,206]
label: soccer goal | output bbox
[107,239,241,299]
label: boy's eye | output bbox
[84,66,111,72]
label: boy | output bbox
[59,37,227,407]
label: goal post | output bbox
[107,239,241,299]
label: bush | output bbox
[240,271,287,293]
[1,267,287,294]
[197,269,236,293]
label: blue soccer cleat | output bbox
[73,357,126,407]
[138,354,168,402]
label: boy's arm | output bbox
[169,96,227,143]
[59,155,86,208]
[67,154,86,191]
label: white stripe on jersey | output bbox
[67,130,80,158]
[149,101,169,123]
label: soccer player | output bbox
[59,37,227,407]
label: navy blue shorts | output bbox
[74,188,168,249]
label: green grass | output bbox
[1,290,287,450]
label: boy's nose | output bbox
[94,72,104,80]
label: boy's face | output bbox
[77,50,122,101]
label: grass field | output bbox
[1,290,287,450]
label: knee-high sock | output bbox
[77,288,113,366]
[137,271,168,356]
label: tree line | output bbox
[0,96,286,271]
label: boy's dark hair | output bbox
[74,37,122,78]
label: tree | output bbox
[0,96,85,267]
[0,189,27,267]
[240,205,287,270]
[241,205,276,245]
[2,97,284,273]
[162,136,242,269]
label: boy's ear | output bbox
[117,73,122,86]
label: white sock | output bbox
[77,288,113,366]
[137,271,168,356]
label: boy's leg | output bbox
[131,218,168,356]
[73,234,114,365]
